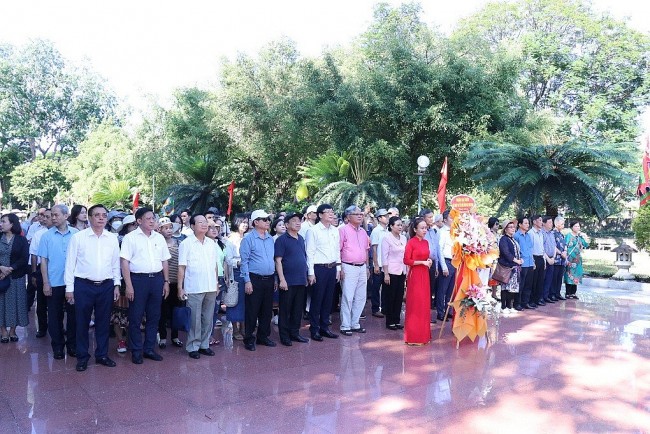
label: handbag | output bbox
[0,276,10,294]
[172,301,191,332]
[223,279,239,308]
[492,262,513,284]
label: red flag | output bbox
[132,190,140,210]
[437,157,448,213]
[227,181,235,216]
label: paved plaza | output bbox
[1,286,649,433]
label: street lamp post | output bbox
[416,155,430,215]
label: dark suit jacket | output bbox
[6,234,29,278]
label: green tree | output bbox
[9,157,70,207]
[0,39,116,157]
[632,206,650,251]
[65,121,138,204]
[464,140,634,219]
[453,0,650,143]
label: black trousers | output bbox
[279,284,305,341]
[428,265,438,309]
[566,283,578,296]
[47,285,76,353]
[244,274,274,344]
[383,273,405,327]
[552,265,565,298]
[127,273,163,356]
[310,265,336,335]
[159,282,180,340]
[34,272,48,332]
[518,266,534,306]
[75,278,113,362]
[531,255,545,303]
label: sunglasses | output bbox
[255,218,270,222]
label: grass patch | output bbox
[583,258,616,277]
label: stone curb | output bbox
[583,277,650,292]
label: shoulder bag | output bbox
[223,279,239,308]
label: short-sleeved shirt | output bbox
[120,227,171,273]
[370,225,388,268]
[38,226,79,287]
[274,232,308,286]
[178,236,217,294]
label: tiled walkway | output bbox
[1,287,649,433]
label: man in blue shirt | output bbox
[513,216,535,310]
[541,216,559,304]
[274,212,309,346]
[38,204,78,360]
[529,215,546,306]
[240,209,277,351]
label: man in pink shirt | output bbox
[338,205,370,336]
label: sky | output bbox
[0,0,648,130]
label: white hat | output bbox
[116,214,136,232]
[250,209,270,221]
[306,205,318,214]
[158,217,172,227]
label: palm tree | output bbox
[297,149,398,211]
[92,180,134,210]
[166,153,223,213]
[464,140,634,219]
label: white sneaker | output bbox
[272,315,279,325]
[215,319,222,327]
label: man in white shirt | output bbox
[29,208,52,337]
[298,205,318,238]
[178,214,219,359]
[65,204,121,372]
[305,204,341,341]
[369,208,389,318]
[25,208,46,241]
[120,208,171,364]
[435,210,456,322]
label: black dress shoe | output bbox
[256,338,277,347]
[544,298,556,303]
[387,324,398,330]
[131,355,144,365]
[96,357,116,367]
[557,295,567,300]
[198,348,215,356]
[549,296,559,302]
[372,311,385,318]
[53,351,65,360]
[514,305,524,311]
[143,351,163,361]
[76,360,88,372]
[524,303,537,309]
[280,339,292,346]
[320,330,338,339]
[244,342,256,351]
[311,333,323,342]
[188,351,201,359]
[36,330,47,338]
[537,300,546,306]
[67,349,77,358]
[351,327,366,333]
[290,335,309,343]
[395,324,404,329]
[340,329,353,336]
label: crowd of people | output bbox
[0,202,590,370]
